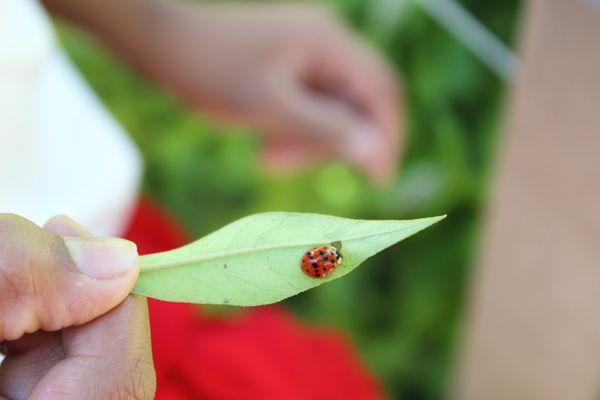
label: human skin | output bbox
[456,1,600,399]
[42,0,402,184]
[0,215,155,399]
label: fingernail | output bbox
[64,237,139,279]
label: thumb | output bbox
[0,214,139,342]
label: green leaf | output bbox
[133,212,445,306]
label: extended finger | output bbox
[267,77,394,183]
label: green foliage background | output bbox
[58,1,521,398]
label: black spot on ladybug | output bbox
[301,245,342,278]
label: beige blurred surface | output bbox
[457,0,600,399]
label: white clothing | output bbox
[0,0,142,236]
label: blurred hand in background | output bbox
[45,1,402,185]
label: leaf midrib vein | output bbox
[139,223,426,272]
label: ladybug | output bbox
[300,242,342,278]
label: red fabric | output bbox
[123,197,383,400]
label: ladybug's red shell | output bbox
[301,245,342,278]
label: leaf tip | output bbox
[418,214,447,227]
